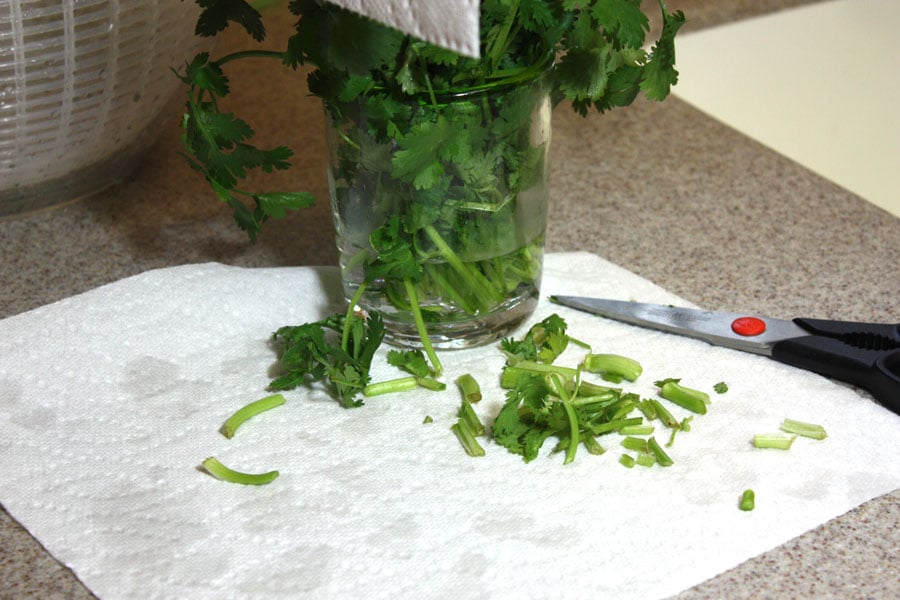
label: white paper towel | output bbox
[1,252,898,600]
[330,0,481,57]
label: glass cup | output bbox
[325,63,552,349]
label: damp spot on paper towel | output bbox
[0,378,24,409]
[9,404,58,430]
[453,551,489,578]
[845,471,891,496]
[477,512,537,540]
[121,356,215,418]
[782,468,834,501]
[219,340,271,376]
[364,513,422,553]
[236,545,335,594]
[123,356,182,397]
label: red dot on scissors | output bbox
[732,317,767,336]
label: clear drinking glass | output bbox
[326,63,553,349]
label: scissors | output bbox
[550,296,900,414]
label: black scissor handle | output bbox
[771,319,900,415]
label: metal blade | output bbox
[551,296,810,356]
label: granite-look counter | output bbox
[2,1,897,598]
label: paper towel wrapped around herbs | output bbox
[329,0,481,57]
[177,0,685,351]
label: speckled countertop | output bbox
[1,1,897,598]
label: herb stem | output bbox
[583,353,643,382]
[648,436,674,467]
[753,434,796,450]
[403,277,443,376]
[559,396,580,464]
[456,374,482,403]
[214,49,286,67]
[201,457,279,485]
[363,376,419,396]
[452,420,486,457]
[342,282,368,350]
[221,393,286,438]
[582,434,605,455]
[780,418,827,440]
[423,263,475,314]
[648,398,678,428]
[423,225,499,310]
[658,380,709,414]
[459,399,485,436]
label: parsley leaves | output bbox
[178,0,685,238]
[270,311,384,408]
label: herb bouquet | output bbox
[178,0,684,368]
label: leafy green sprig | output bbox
[269,309,384,407]
[491,313,724,465]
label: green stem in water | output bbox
[201,457,279,485]
[423,263,475,314]
[220,393,286,439]
[342,282,368,351]
[423,225,500,310]
[403,277,443,376]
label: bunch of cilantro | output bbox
[178,0,684,359]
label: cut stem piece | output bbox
[657,379,708,414]
[583,353,643,382]
[451,420,485,457]
[456,373,482,403]
[753,434,797,450]
[780,418,827,440]
[648,436,674,467]
[221,393,286,439]
[201,457,279,485]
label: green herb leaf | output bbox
[591,0,650,48]
[195,0,266,41]
[270,311,385,408]
[639,2,685,101]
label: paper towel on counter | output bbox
[1,252,898,600]
[330,0,481,57]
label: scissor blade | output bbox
[551,296,809,356]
